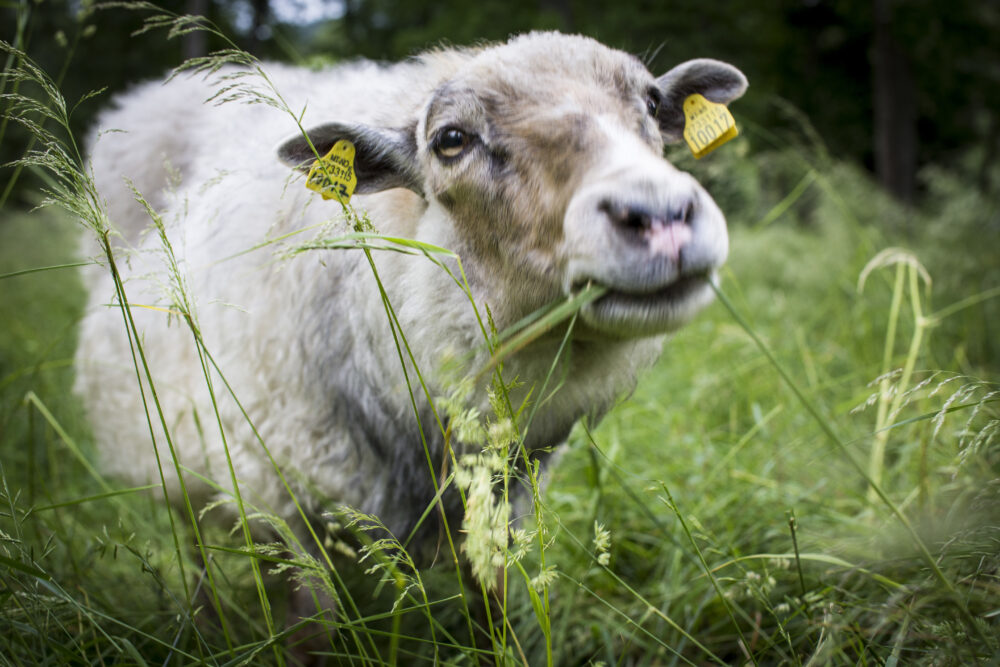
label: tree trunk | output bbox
[872,0,917,205]
[247,0,270,56]
[182,0,208,60]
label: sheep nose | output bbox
[599,198,695,261]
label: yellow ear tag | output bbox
[682,94,739,159]
[305,139,358,203]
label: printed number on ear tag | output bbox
[682,94,739,159]
[306,139,358,203]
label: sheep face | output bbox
[279,33,746,338]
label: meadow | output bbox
[1,16,999,666]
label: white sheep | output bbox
[75,32,746,554]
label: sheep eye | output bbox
[646,90,661,117]
[435,128,472,160]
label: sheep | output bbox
[75,32,746,565]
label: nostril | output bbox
[624,210,652,230]
[668,200,694,225]
[598,200,623,225]
[599,200,656,231]
[600,197,696,232]
[598,195,696,261]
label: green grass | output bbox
[2,12,999,665]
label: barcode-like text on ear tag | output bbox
[682,94,739,159]
[306,139,358,203]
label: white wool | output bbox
[75,32,741,543]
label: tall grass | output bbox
[2,5,998,665]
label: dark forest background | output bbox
[2,0,998,210]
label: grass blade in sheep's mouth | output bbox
[573,272,710,306]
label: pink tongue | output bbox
[645,220,692,261]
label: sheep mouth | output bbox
[571,272,715,337]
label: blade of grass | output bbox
[0,260,93,280]
[658,483,759,666]
[709,280,986,641]
[547,509,727,665]
[33,484,159,511]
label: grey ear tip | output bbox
[276,137,298,161]
[734,72,749,97]
[276,135,315,169]
[660,57,749,101]
[706,58,749,91]
[732,65,749,87]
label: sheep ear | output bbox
[655,59,748,143]
[277,122,423,195]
